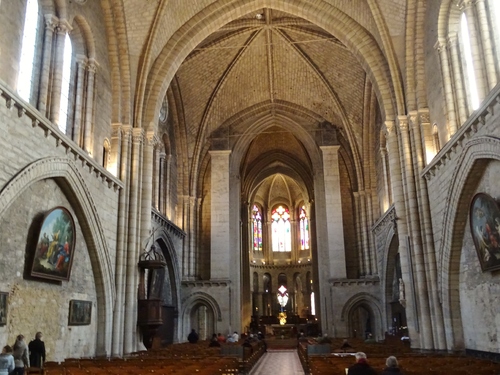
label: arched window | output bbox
[299,206,309,250]
[102,139,110,169]
[432,124,441,153]
[271,205,291,252]
[252,205,263,251]
[58,34,73,133]
[460,12,480,111]
[18,0,39,101]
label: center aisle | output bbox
[249,350,305,375]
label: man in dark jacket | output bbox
[380,356,404,374]
[187,329,199,343]
[347,352,378,375]
[28,332,46,368]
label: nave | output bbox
[249,350,305,375]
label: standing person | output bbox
[347,352,377,375]
[28,332,46,368]
[380,356,404,374]
[0,345,15,375]
[12,335,29,375]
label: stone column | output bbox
[123,128,144,354]
[83,59,97,154]
[412,111,446,350]
[462,0,487,100]
[37,14,57,116]
[157,151,166,213]
[189,196,198,277]
[380,146,391,208]
[320,145,346,278]
[111,125,129,356]
[49,19,71,127]
[475,0,497,90]
[164,154,172,217]
[209,150,232,279]
[359,191,371,275]
[398,116,433,349]
[72,55,87,146]
[353,192,366,276]
[385,120,419,346]
[152,146,160,209]
[435,39,457,137]
[109,124,123,178]
[448,36,469,124]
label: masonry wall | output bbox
[0,73,120,359]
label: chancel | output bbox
[1,1,500,374]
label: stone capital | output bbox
[132,128,145,144]
[56,19,72,35]
[44,14,59,31]
[397,116,409,132]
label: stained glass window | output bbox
[58,34,73,133]
[460,13,479,111]
[252,205,263,251]
[18,0,39,101]
[271,205,291,252]
[299,206,309,250]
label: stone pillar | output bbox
[72,55,87,146]
[165,154,172,217]
[412,111,446,350]
[359,191,371,275]
[462,0,487,100]
[123,128,144,354]
[320,145,346,278]
[398,116,433,349]
[49,20,71,127]
[188,196,197,277]
[353,192,366,276]
[109,124,123,178]
[380,146,391,208]
[83,60,97,154]
[157,152,165,214]
[448,36,469,125]
[475,0,497,90]
[37,14,57,116]
[111,125,129,356]
[209,150,232,279]
[385,120,419,347]
[435,40,457,137]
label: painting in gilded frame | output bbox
[31,207,76,281]
[470,193,500,272]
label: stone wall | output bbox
[0,75,120,357]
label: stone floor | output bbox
[250,350,305,375]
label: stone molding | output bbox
[329,277,380,287]
[181,291,223,321]
[151,208,186,239]
[0,80,123,191]
[371,204,396,235]
[422,82,500,180]
[182,280,231,287]
[250,263,312,270]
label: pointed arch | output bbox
[0,156,117,355]
[438,136,500,350]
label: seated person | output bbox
[242,338,253,354]
[317,333,332,344]
[347,352,377,375]
[340,338,353,351]
[217,333,226,343]
[381,356,404,375]
[227,331,239,343]
[187,329,199,344]
[364,333,376,344]
[209,333,220,347]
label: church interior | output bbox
[1,0,500,370]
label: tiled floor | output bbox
[250,350,305,375]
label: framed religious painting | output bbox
[470,193,500,272]
[68,300,92,326]
[30,207,76,281]
[0,292,7,326]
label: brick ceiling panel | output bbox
[204,32,272,135]
[272,31,340,127]
[176,31,254,145]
